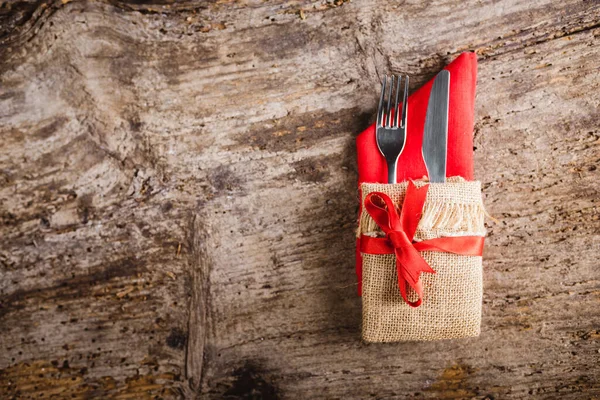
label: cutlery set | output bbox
[357,54,486,342]
[376,71,450,183]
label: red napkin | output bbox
[356,52,478,295]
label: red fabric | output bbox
[361,235,484,257]
[356,53,478,295]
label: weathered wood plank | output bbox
[1,0,599,398]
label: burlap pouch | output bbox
[357,177,486,342]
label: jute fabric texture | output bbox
[358,178,486,342]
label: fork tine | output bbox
[377,76,387,127]
[400,75,409,128]
[393,75,401,128]
[386,75,394,127]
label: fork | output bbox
[376,75,409,184]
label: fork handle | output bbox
[387,160,397,184]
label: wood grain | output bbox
[1,0,599,398]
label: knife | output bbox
[422,70,450,183]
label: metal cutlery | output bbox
[422,70,450,183]
[376,75,409,184]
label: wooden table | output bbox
[1,0,599,398]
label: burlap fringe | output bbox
[360,201,485,236]
[357,177,486,239]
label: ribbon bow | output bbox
[362,181,484,307]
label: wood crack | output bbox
[183,213,212,397]
[474,19,600,60]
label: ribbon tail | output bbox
[395,249,432,308]
[397,246,436,283]
[396,260,423,308]
[396,265,409,305]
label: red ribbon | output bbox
[361,181,484,307]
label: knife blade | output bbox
[422,70,450,183]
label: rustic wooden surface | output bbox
[1,0,599,398]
